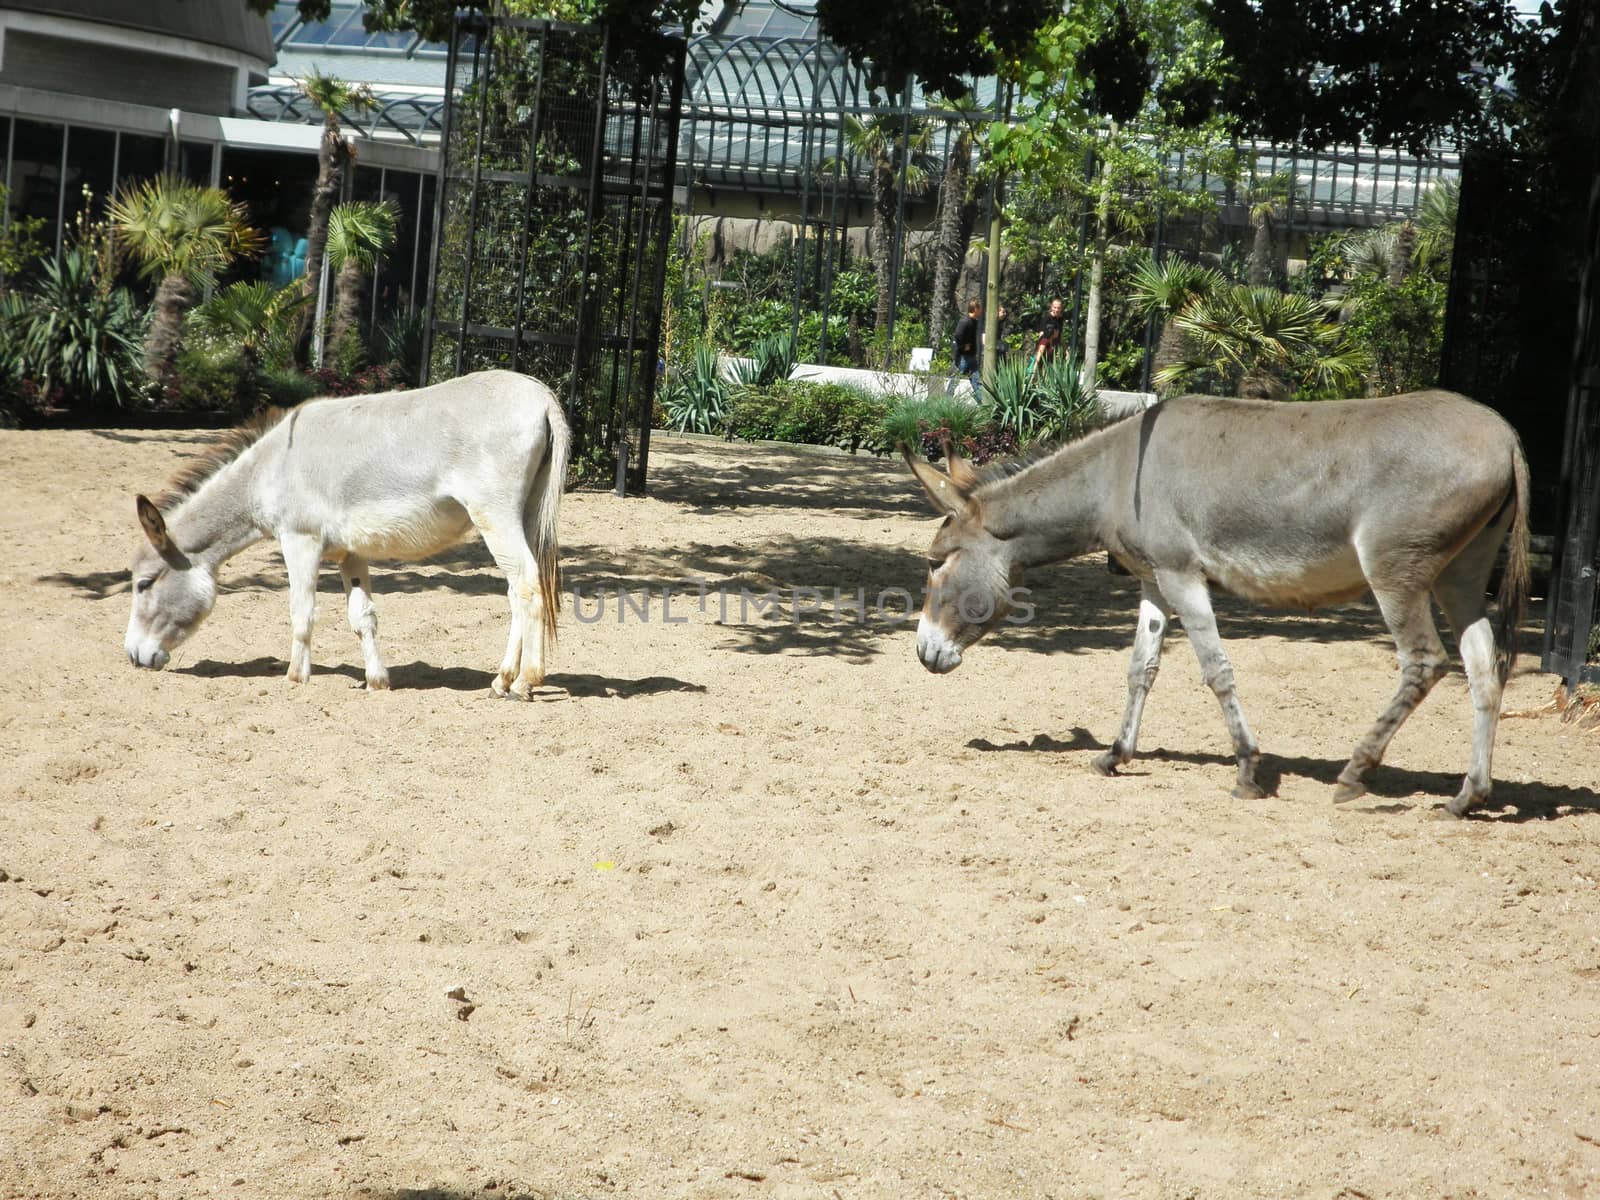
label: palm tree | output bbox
[323,200,399,367]
[108,176,264,383]
[188,281,312,373]
[1158,284,1371,399]
[927,99,982,355]
[832,113,934,356]
[1128,256,1225,394]
[1245,168,1297,287]
[1413,178,1459,275]
[298,74,376,314]
[1340,224,1401,280]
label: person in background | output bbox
[1032,297,1066,371]
[949,297,983,398]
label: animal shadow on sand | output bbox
[176,657,702,699]
[969,725,1600,822]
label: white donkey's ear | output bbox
[900,444,978,520]
[136,495,173,554]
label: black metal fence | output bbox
[1544,172,1600,688]
[1441,148,1600,686]
[423,13,684,493]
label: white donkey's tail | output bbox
[533,397,570,646]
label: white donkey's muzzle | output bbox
[125,636,171,670]
[915,617,963,674]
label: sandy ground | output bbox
[1,424,1598,1200]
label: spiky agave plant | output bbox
[10,247,146,410]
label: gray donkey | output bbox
[905,390,1530,816]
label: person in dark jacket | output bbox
[949,297,983,398]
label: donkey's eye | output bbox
[927,559,944,572]
[135,577,154,593]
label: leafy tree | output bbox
[108,177,264,384]
[927,98,984,355]
[989,0,1241,387]
[1204,0,1544,154]
[0,184,46,278]
[814,0,1058,101]
[825,114,936,361]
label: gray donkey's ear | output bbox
[941,438,979,491]
[900,445,978,520]
[136,495,173,554]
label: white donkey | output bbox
[125,370,570,698]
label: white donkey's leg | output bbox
[1334,586,1448,803]
[473,507,538,699]
[1094,580,1171,776]
[339,555,389,690]
[1434,576,1503,817]
[1156,570,1263,799]
[280,532,324,685]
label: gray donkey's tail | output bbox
[1495,437,1531,686]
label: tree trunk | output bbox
[1389,219,1416,286]
[1248,207,1274,287]
[298,119,346,364]
[1151,318,1188,396]
[981,171,1004,379]
[1239,366,1288,399]
[303,121,346,300]
[330,258,367,367]
[1081,137,1115,388]
[927,128,971,356]
[871,159,896,348]
[145,272,195,385]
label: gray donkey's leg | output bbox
[340,555,389,690]
[1094,580,1172,776]
[1155,570,1264,799]
[1333,586,1448,803]
[1434,572,1506,816]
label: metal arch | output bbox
[244,85,446,145]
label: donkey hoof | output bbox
[1232,780,1265,800]
[1445,788,1484,818]
[1091,751,1121,777]
[366,672,391,691]
[1331,779,1368,804]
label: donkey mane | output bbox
[158,407,289,510]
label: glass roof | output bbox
[270,0,446,57]
[246,1,1458,218]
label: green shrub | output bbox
[725,379,891,453]
[163,346,260,412]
